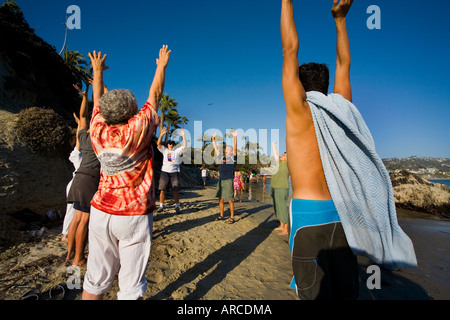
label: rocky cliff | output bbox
[390,170,450,219]
[0,1,80,120]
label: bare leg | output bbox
[229,200,234,219]
[66,210,82,262]
[159,190,165,205]
[82,290,104,300]
[219,198,224,217]
[72,212,90,266]
[173,190,180,204]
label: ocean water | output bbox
[428,179,450,188]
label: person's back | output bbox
[90,96,159,215]
[82,46,171,300]
[281,0,359,300]
[286,104,330,200]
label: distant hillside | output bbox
[383,157,450,179]
[0,0,80,120]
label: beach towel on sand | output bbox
[306,91,417,269]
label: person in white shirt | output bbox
[201,167,207,186]
[157,127,186,213]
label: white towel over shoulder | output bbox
[307,91,417,269]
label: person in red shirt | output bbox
[82,45,170,300]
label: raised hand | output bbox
[156,45,171,69]
[73,84,87,97]
[332,0,354,20]
[73,112,80,125]
[88,51,108,72]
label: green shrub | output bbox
[16,107,72,158]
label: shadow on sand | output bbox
[149,204,276,300]
[357,258,432,300]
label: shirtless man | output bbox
[281,0,359,299]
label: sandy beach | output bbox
[0,185,448,301]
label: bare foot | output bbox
[72,258,87,266]
[274,226,284,231]
[61,234,68,242]
[278,230,288,236]
[65,251,75,262]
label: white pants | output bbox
[83,206,153,300]
[62,179,75,235]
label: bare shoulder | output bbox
[286,100,313,134]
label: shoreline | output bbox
[0,186,449,300]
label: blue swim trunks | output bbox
[288,199,358,300]
[289,199,340,289]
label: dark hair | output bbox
[167,140,175,145]
[299,63,329,95]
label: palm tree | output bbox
[62,47,91,85]
[180,116,189,128]
[165,109,181,142]
[159,94,178,133]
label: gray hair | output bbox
[99,89,138,125]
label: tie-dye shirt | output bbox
[89,102,160,216]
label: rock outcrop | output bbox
[390,170,450,219]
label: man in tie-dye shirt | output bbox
[82,46,171,300]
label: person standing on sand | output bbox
[201,166,208,186]
[270,141,289,236]
[61,110,83,242]
[156,126,187,214]
[82,45,170,300]
[233,168,244,202]
[66,83,101,266]
[212,130,238,224]
[281,0,417,300]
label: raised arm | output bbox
[73,83,89,131]
[157,127,168,148]
[281,0,307,116]
[212,132,220,158]
[332,0,354,102]
[88,51,107,109]
[272,140,280,160]
[180,129,187,151]
[148,45,171,110]
[232,130,238,156]
[73,112,81,150]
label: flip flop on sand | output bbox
[49,284,65,300]
[215,216,224,221]
[19,288,40,300]
[227,218,236,224]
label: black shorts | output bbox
[158,171,180,191]
[67,167,100,213]
[292,222,359,300]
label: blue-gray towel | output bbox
[307,91,417,269]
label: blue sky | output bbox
[12,0,450,159]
